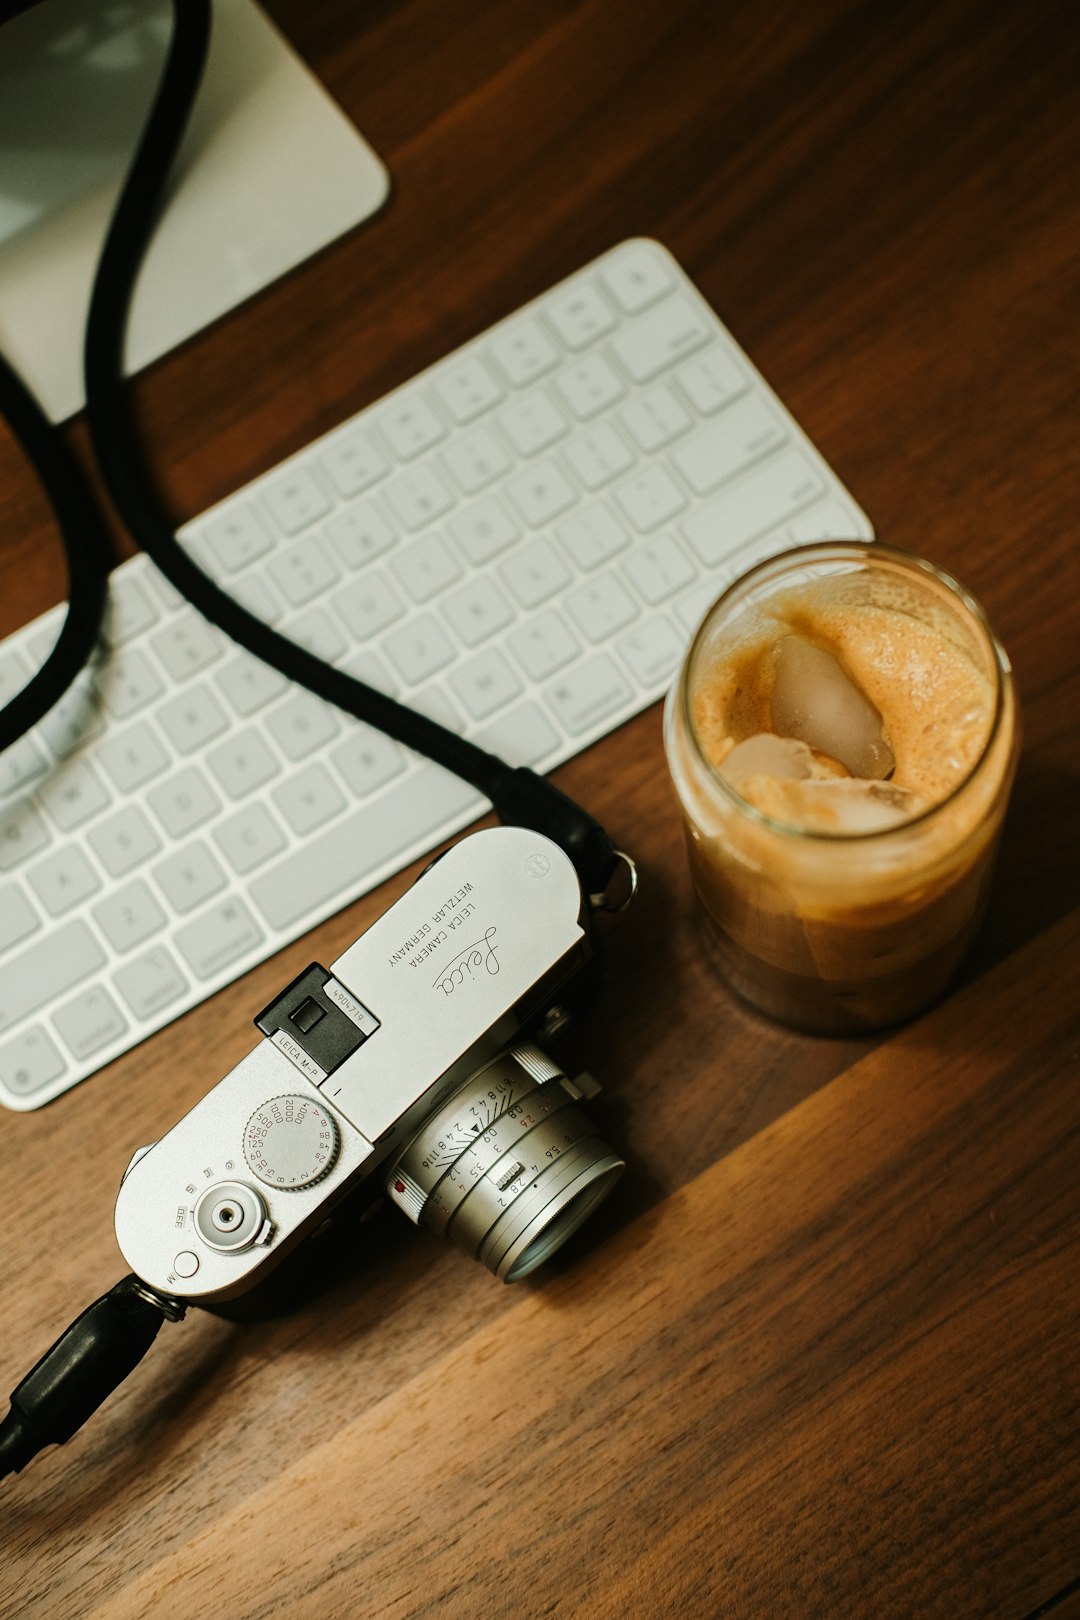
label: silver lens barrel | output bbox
[386,1045,624,1282]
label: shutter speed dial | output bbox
[243,1095,340,1190]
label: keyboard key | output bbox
[620,384,691,452]
[787,499,863,544]
[565,573,639,643]
[98,721,171,793]
[318,426,387,497]
[384,464,455,531]
[544,653,634,737]
[555,353,625,420]
[505,460,577,527]
[671,395,786,495]
[98,645,165,720]
[272,763,346,836]
[26,846,101,917]
[391,534,462,604]
[449,648,522,721]
[143,566,183,612]
[489,317,560,386]
[441,425,511,495]
[199,503,274,572]
[113,945,188,1020]
[101,574,159,647]
[382,614,456,685]
[499,538,571,610]
[410,684,465,732]
[562,422,634,490]
[153,841,228,914]
[506,612,580,682]
[205,728,281,800]
[27,623,58,666]
[681,449,826,566]
[229,573,284,625]
[93,878,167,953]
[499,391,567,457]
[616,615,685,687]
[248,767,481,932]
[546,282,617,349]
[213,652,288,717]
[37,675,104,758]
[36,758,112,833]
[88,805,161,878]
[52,984,127,1061]
[0,802,51,872]
[335,571,407,642]
[0,1025,66,1099]
[284,607,348,664]
[0,648,30,706]
[264,692,341,763]
[269,535,341,607]
[379,393,447,460]
[150,612,222,681]
[614,465,687,532]
[261,466,332,535]
[675,348,747,415]
[340,648,400,698]
[556,505,630,571]
[157,684,229,756]
[0,737,47,798]
[174,896,264,982]
[600,243,673,312]
[0,919,105,1035]
[0,882,40,952]
[620,533,697,606]
[473,700,560,768]
[329,729,407,799]
[433,355,504,424]
[326,500,398,569]
[611,294,710,382]
[440,577,514,647]
[147,765,221,839]
[449,497,520,566]
[212,804,287,876]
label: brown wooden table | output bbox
[2,2,1078,1615]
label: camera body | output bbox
[114,827,624,1303]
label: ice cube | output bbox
[719,732,814,785]
[805,779,919,833]
[771,634,894,780]
[738,776,920,833]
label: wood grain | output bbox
[2,0,1079,1614]
[14,904,1075,1620]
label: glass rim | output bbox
[678,540,1012,844]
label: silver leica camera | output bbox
[114,827,625,1302]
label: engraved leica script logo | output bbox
[432,928,500,997]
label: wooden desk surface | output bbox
[2,1,1078,1615]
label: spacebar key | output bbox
[0,920,105,1035]
[249,766,484,932]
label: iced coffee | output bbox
[664,543,1019,1033]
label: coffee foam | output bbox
[692,568,996,827]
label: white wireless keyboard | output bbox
[0,240,872,1109]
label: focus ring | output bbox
[385,1046,625,1281]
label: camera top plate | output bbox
[114,828,589,1303]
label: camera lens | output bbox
[386,1045,624,1281]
